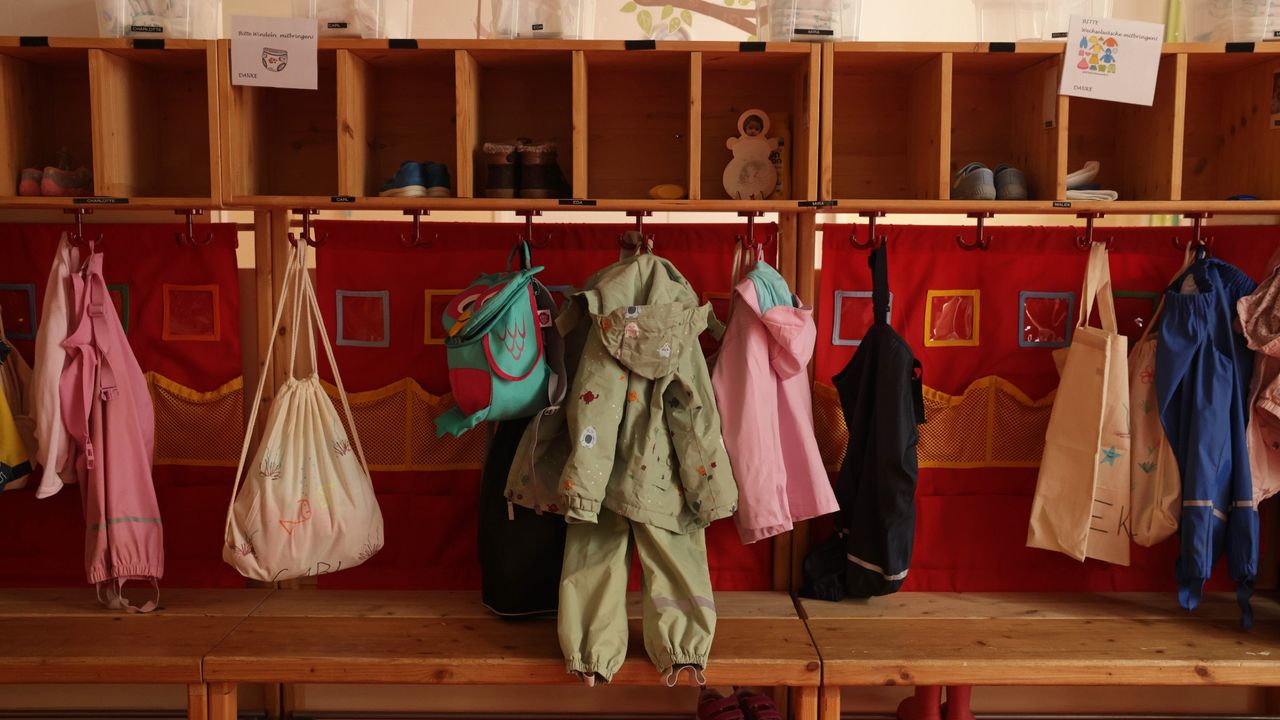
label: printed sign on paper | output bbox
[231,15,318,90]
[1059,15,1164,107]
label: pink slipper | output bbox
[737,690,784,720]
[699,691,745,720]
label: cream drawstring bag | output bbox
[224,240,383,582]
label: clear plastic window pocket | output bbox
[924,290,979,347]
[1019,291,1073,348]
[832,290,891,347]
[337,290,390,348]
[1114,291,1160,342]
[424,289,462,345]
[109,284,130,334]
[0,283,37,340]
[163,284,220,342]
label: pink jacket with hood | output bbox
[712,262,838,543]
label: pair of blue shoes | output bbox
[380,161,451,198]
[952,162,1027,201]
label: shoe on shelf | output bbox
[423,161,452,198]
[483,141,521,199]
[379,161,429,198]
[952,162,996,201]
[994,163,1028,200]
[40,165,92,197]
[17,168,42,196]
[518,141,561,199]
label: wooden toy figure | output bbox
[723,109,780,201]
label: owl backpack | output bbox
[435,242,565,438]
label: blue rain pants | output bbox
[1156,257,1258,628]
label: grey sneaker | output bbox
[994,164,1028,200]
[952,162,996,200]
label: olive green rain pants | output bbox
[559,507,716,685]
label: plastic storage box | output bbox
[1043,0,1113,38]
[483,0,596,39]
[96,0,221,38]
[1182,0,1276,41]
[973,0,1047,41]
[291,0,415,38]
[756,0,863,41]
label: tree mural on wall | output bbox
[621,0,756,38]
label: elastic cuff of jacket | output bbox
[738,520,792,545]
[656,653,709,674]
[697,506,736,527]
[565,656,620,683]
[564,496,600,524]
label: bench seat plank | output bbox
[0,616,248,684]
[810,614,1280,687]
[801,592,1280,622]
[0,588,274,618]
[248,590,798,620]
[205,591,820,687]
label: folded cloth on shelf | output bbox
[1066,189,1119,201]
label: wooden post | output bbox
[208,683,237,720]
[792,686,819,720]
[187,683,208,720]
[819,686,841,720]
[572,50,588,199]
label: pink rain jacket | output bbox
[712,262,838,543]
[60,250,163,611]
[1240,263,1280,506]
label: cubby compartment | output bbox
[700,48,817,202]
[89,47,216,199]
[583,50,691,200]
[950,52,1064,201]
[827,50,947,200]
[458,48,573,199]
[1181,52,1280,201]
[337,48,458,199]
[223,47,339,199]
[0,48,94,198]
[1065,54,1182,202]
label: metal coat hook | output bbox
[1073,212,1112,251]
[175,209,213,247]
[400,210,432,248]
[737,210,764,249]
[64,208,102,247]
[518,209,550,249]
[1173,212,1215,251]
[956,212,993,251]
[288,209,324,248]
[850,211,886,251]
[623,210,654,251]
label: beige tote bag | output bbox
[1128,248,1194,547]
[1027,243,1131,565]
[224,240,384,582]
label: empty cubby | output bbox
[89,47,216,199]
[583,50,691,200]
[225,48,339,198]
[337,48,458,198]
[1181,52,1280,201]
[950,52,1064,201]
[828,50,947,200]
[1065,54,1182,202]
[0,47,94,197]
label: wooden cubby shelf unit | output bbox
[1182,48,1280,202]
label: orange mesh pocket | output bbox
[920,376,1055,469]
[323,378,486,472]
[812,382,847,472]
[147,372,243,467]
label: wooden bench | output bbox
[0,588,272,720]
[202,590,823,719]
[802,592,1280,720]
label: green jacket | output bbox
[505,253,737,534]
